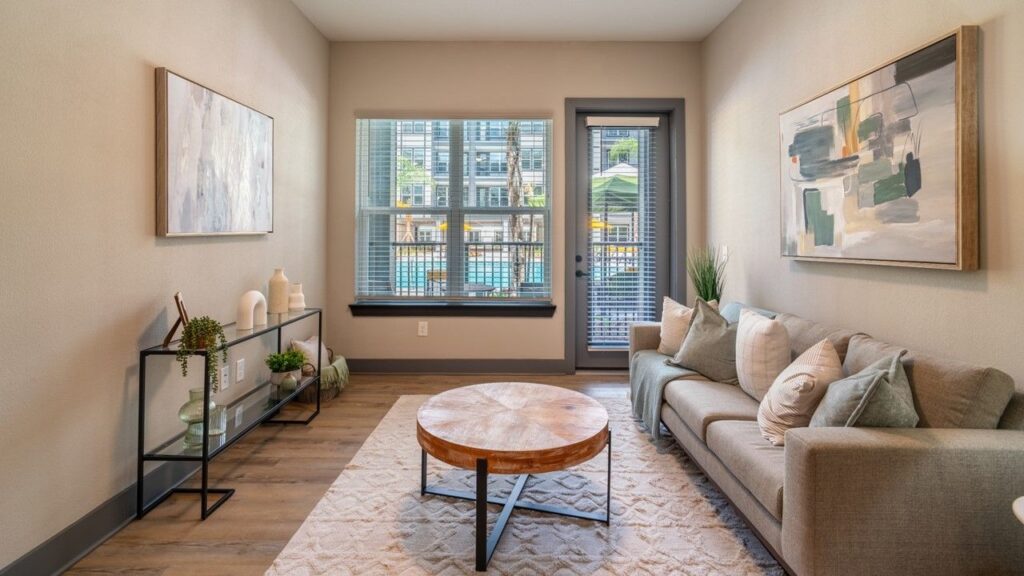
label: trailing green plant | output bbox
[686,245,728,302]
[265,350,305,373]
[175,316,229,392]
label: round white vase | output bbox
[268,268,289,314]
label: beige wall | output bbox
[0,0,328,566]
[327,42,703,359]
[703,0,1024,380]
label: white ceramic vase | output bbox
[236,290,267,330]
[288,283,306,311]
[268,268,289,314]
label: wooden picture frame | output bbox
[162,292,191,348]
[156,68,274,237]
[779,26,978,270]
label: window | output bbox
[475,152,507,176]
[355,119,551,303]
[433,151,449,175]
[434,185,448,207]
[522,148,544,171]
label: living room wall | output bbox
[327,41,704,362]
[0,0,328,568]
[703,0,1024,382]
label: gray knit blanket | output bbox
[629,350,694,439]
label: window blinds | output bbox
[355,119,552,301]
[585,124,659,349]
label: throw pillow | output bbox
[668,299,737,383]
[658,297,718,356]
[757,338,844,445]
[736,309,791,401]
[291,336,330,368]
[810,351,919,428]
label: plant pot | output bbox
[270,369,301,401]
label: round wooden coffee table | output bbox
[417,382,611,571]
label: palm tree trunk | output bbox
[506,121,524,294]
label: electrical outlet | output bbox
[234,406,244,427]
[236,359,245,382]
[417,321,429,337]
[220,365,230,390]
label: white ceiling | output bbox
[291,0,742,42]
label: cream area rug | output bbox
[268,395,782,575]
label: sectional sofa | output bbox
[629,302,1024,576]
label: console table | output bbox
[137,308,322,520]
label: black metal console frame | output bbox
[420,430,611,571]
[137,308,323,520]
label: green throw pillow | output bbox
[668,299,738,384]
[810,351,919,428]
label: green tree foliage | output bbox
[608,137,638,164]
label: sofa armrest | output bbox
[629,321,661,359]
[783,427,1024,576]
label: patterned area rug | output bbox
[268,395,782,575]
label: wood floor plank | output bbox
[67,372,629,575]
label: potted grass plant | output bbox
[686,245,728,302]
[266,349,305,400]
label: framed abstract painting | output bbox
[156,68,273,236]
[779,26,977,270]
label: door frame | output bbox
[563,98,687,373]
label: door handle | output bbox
[575,270,589,278]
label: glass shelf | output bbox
[145,374,319,460]
[142,308,321,355]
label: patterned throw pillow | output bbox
[657,297,718,356]
[758,339,844,445]
[735,309,791,401]
[810,351,919,428]
[669,299,737,383]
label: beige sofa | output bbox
[629,303,1024,576]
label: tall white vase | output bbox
[268,268,289,314]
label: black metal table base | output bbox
[420,432,611,572]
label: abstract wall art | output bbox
[779,27,977,270]
[157,68,273,236]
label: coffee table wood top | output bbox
[416,382,610,474]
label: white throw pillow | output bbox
[758,338,843,446]
[736,309,791,401]
[658,297,718,356]
[291,336,330,368]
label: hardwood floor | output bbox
[67,372,629,575]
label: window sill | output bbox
[349,301,557,317]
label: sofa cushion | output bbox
[706,420,786,521]
[736,309,791,401]
[775,312,861,364]
[810,351,919,428]
[999,387,1024,431]
[663,378,760,441]
[758,339,844,446]
[844,334,1015,429]
[657,297,718,356]
[670,299,739,383]
[720,301,778,324]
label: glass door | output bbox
[574,115,669,368]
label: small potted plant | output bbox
[686,245,728,302]
[266,349,305,400]
[175,316,229,393]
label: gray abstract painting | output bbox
[780,34,963,266]
[158,69,273,236]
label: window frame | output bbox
[351,118,556,317]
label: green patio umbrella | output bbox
[590,174,638,212]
